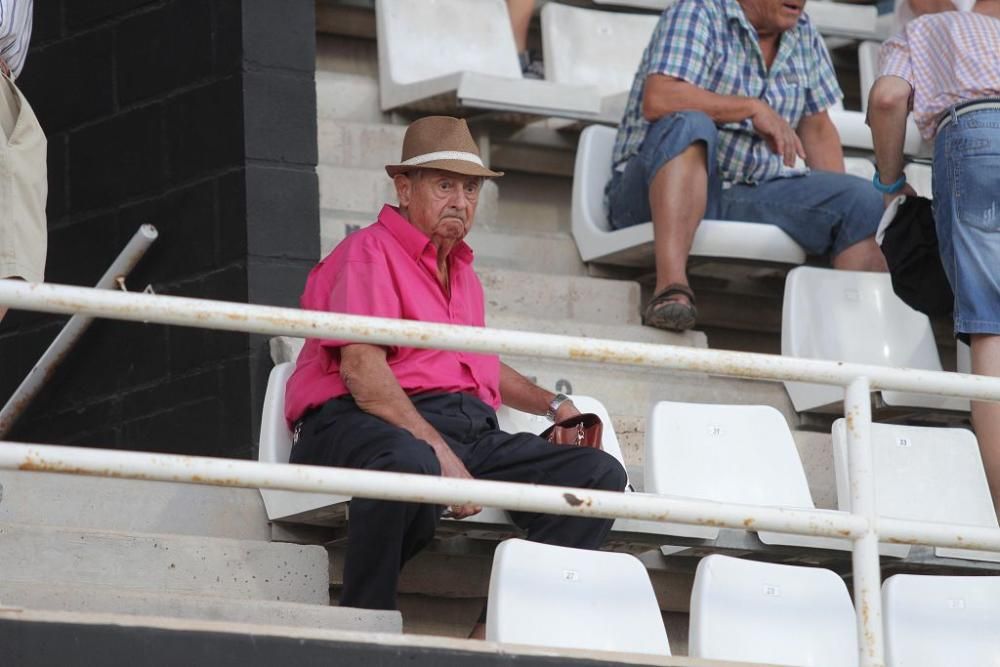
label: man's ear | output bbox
[393,173,412,207]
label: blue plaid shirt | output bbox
[611,0,842,185]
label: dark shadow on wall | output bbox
[0,0,320,458]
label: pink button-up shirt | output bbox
[284,205,501,426]
[880,11,1000,140]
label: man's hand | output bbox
[428,437,482,520]
[553,398,581,424]
[751,100,806,167]
[884,182,918,209]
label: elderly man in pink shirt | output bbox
[868,1,1000,510]
[284,116,627,614]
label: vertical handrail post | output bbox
[0,225,159,436]
[845,376,885,667]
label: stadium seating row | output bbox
[488,540,1000,665]
[259,363,997,566]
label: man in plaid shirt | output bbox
[608,0,886,332]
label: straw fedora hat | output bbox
[385,116,503,178]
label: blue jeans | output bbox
[933,107,1000,341]
[606,112,883,257]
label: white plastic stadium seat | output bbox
[540,3,659,124]
[644,400,848,551]
[882,574,1000,666]
[831,420,999,562]
[571,124,807,267]
[689,554,859,666]
[486,538,671,656]
[258,362,350,524]
[782,267,969,415]
[375,0,600,119]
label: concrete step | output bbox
[0,582,400,634]
[317,165,500,227]
[320,209,587,276]
[485,314,706,350]
[0,523,330,605]
[478,267,643,326]
[499,354,799,439]
[0,471,270,541]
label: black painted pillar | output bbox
[0,0,319,458]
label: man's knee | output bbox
[578,449,628,492]
[650,110,717,156]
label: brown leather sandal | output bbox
[642,283,697,332]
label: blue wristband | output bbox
[872,170,907,194]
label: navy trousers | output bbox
[290,391,628,610]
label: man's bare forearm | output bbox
[499,363,556,415]
[642,75,760,125]
[339,343,447,449]
[798,111,845,172]
[868,76,912,184]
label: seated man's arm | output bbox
[796,110,845,173]
[340,343,481,518]
[499,363,580,423]
[643,75,805,167]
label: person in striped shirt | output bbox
[869,0,1000,511]
[0,0,46,325]
[608,0,887,332]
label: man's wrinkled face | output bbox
[395,169,483,244]
[740,0,806,35]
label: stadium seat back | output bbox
[376,0,521,85]
[781,267,964,413]
[831,420,999,561]
[258,362,350,522]
[541,3,658,96]
[486,538,671,656]
[689,555,859,666]
[882,574,1000,666]
[644,401,815,540]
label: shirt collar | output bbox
[376,204,474,265]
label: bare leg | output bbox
[831,237,888,272]
[648,142,708,301]
[971,334,1000,514]
[506,0,535,53]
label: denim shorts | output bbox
[933,107,1000,340]
[606,111,883,257]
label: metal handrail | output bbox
[2,279,998,667]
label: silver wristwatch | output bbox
[546,393,570,422]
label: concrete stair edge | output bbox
[0,581,400,635]
[0,522,330,605]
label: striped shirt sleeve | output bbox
[0,0,33,79]
[803,26,843,115]
[878,34,914,86]
[647,0,716,89]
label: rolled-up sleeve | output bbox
[879,34,914,85]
